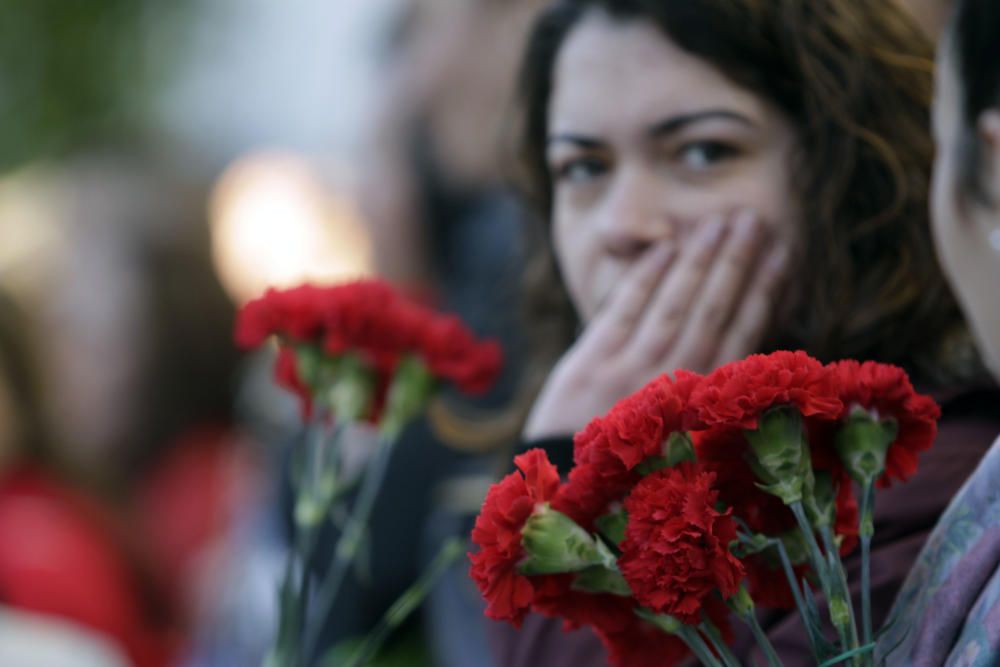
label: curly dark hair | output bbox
[948,0,1000,205]
[513,0,979,388]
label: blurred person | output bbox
[899,0,954,40]
[0,288,179,667]
[880,1,1000,663]
[300,0,549,663]
[486,0,1000,665]
[15,154,258,664]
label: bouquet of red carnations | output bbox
[236,279,502,667]
[469,351,939,667]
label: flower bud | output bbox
[728,584,755,618]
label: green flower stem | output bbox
[637,611,723,667]
[677,626,726,667]
[740,607,783,667]
[859,480,876,665]
[790,502,852,652]
[338,538,466,667]
[266,548,300,667]
[270,417,341,667]
[819,525,861,663]
[789,502,831,592]
[818,644,876,667]
[770,537,823,658]
[699,615,743,667]
[303,433,397,664]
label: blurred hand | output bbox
[523,210,791,440]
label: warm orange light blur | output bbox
[209,151,373,304]
[0,167,65,297]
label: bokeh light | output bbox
[209,152,373,304]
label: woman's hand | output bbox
[523,210,791,440]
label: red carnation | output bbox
[693,426,796,536]
[594,596,730,667]
[576,372,701,471]
[234,280,502,418]
[830,360,940,486]
[619,463,744,624]
[420,315,504,395]
[530,574,635,633]
[689,351,842,430]
[693,426,857,547]
[595,612,692,667]
[235,283,339,349]
[563,373,701,528]
[469,449,561,627]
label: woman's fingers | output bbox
[626,215,728,366]
[711,241,791,367]
[583,242,676,355]
[667,210,767,371]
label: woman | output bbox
[879,1,1000,664]
[491,0,1000,664]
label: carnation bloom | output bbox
[595,611,692,667]
[688,350,842,430]
[469,449,561,627]
[593,596,731,667]
[829,360,940,486]
[619,463,744,624]
[693,426,795,535]
[694,426,858,547]
[563,372,701,528]
[234,280,502,418]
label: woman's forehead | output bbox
[548,15,767,138]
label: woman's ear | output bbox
[978,109,1000,205]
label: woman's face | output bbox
[547,12,802,322]
[931,43,1000,377]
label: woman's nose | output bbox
[597,170,675,259]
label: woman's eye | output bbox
[677,141,738,170]
[554,157,608,183]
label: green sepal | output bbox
[518,506,613,575]
[636,431,696,475]
[594,508,628,547]
[803,469,836,530]
[834,406,898,486]
[745,406,810,506]
[325,354,376,422]
[728,584,755,617]
[572,565,632,597]
[379,355,438,439]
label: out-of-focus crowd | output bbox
[0,0,968,666]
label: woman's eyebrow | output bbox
[546,133,606,149]
[647,110,755,138]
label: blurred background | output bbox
[0,1,949,666]
[0,0,547,664]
